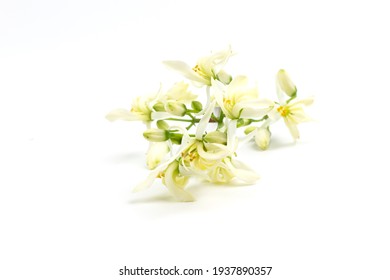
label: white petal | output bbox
[196,100,216,140]
[106,109,145,121]
[151,111,172,120]
[197,141,229,161]
[146,142,170,170]
[284,118,300,140]
[227,159,260,184]
[233,99,274,119]
[163,60,209,84]
[227,76,249,96]
[293,96,314,106]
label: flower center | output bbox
[277,106,290,117]
[192,64,209,80]
[223,97,234,112]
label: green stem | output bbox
[165,118,198,123]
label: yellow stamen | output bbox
[277,106,290,117]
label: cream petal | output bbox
[292,96,314,107]
[146,142,170,170]
[284,118,300,140]
[163,60,209,85]
[226,76,249,96]
[151,111,172,120]
[233,99,274,119]
[197,141,229,161]
[163,161,194,202]
[196,100,216,140]
[226,159,260,184]
[105,109,146,121]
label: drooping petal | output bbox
[163,161,194,202]
[146,142,170,170]
[196,100,216,140]
[284,118,300,140]
[106,109,147,122]
[197,141,230,161]
[163,60,209,85]
[226,158,260,184]
[233,99,274,119]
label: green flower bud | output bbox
[216,70,232,85]
[165,101,187,116]
[143,129,169,142]
[153,102,165,112]
[277,69,297,98]
[191,101,203,113]
[169,133,183,145]
[157,120,169,130]
[204,131,227,145]
[244,126,256,135]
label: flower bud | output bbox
[191,101,203,113]
[244,126,256,135]
[157,120,170,130]
[165,101,187,116]
[277,69,297,97]
[143,129,169,142]
[153,102,165,112]
[255,127,271,150]
[169,133,183,145]
[217,70,232,85]
[204,131,227,145]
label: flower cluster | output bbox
[107,47,313,202]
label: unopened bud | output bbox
[165,101,187,116]
[157,120,169,130]
[277,69,297,98]
[244,126,256,135]
[143,129,169,142]
[153,102,165,112]
[191,101,203,113]
[204,131,227,145]
[255,127,271,150]
[217,70,233,85]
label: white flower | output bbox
[255,127,271,150]
[267,69,314,140]
[213,76,274,120]
[146,142,170,170]
[163,47,233,86]
[106,94,154,122]
[273,98,313,140]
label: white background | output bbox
[1,0,389,279]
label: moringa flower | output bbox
[212,76,274,120]
[163,47,234,86]
[273,98,313,140]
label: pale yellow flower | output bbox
[163,47,233,86]
[275,98,313,140]
[213,76,274,120]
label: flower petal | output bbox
[196,100,216,140]
[226,158,260,184]
[106,109,146,121]
[163,60,209,85]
